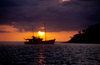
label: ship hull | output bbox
[24,39,55,44]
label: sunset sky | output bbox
[0,0,100,42]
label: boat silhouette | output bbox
[24,36,55,44]
[24,24,56,44]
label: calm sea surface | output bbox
[0,42,100,65]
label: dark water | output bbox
[0,42,100,65]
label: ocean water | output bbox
[0,42,100,65]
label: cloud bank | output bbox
[0,0,100,32]
[0,25,19,32]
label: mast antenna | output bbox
[44,23,46,41]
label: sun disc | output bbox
[38,31,45,36]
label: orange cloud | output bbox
[0,25,19,32]
[61,0,70,2]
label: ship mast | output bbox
[44,24,46,41]
[32,28,34,36]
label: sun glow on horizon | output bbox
[0,31,78,42]
[38,31,45,36]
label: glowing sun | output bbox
[38,31,45,36]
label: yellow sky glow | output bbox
[38,31,45,36]
[0,31,77,42]
[0,25,78,42]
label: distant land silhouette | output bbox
[66,23,100,43]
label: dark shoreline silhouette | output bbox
[66,23,100,43]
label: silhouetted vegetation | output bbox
[67,23,100,43]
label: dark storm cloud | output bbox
[0,0,100,32]
[0,0,38,7]
[62,0,100,24]
[78,0,100,23]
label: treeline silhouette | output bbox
[67,23,100,43]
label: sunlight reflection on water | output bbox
[0,42,100,65]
